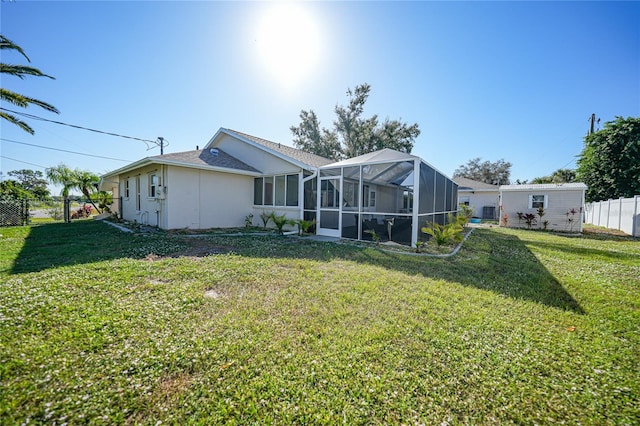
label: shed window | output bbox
[529,194,548,209]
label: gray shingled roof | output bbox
[224,128,333,168]
[453,177,499,190]
[150,148,260,173]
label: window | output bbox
[149,174,158,198]
[529,194,548,209]
[124,179,130,199]
[264,177,274,205]
[363,185,376,207]
[286,174,298,207]
[254,178,263,205]
[254,174,299,207]
[275,175,286,206]
[459,196,470,206]
[135,176,141,211]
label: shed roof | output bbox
[500,183,587,191]
[453,177,499,191]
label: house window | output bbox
[149,174,158,198]
[275,175,286,206]
[254,174,299,207]
[254,178,263,205]
[135,176,141,211]
[529,194,548,209]
[459,196,470,206]
[124,179,130,199]
[286,174,298,206]
[363,185,376,207]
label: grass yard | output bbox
[1,221,638,424]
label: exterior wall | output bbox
[500,189,585,231]
[214,134,302,175]
[459,190,499,219]
[165,166,253,229]
[118,164,164,227]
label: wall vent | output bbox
[210,148,219,157]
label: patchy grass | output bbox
[0,221,638,424]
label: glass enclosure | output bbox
[317,154,458,246]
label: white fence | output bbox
[584,196,640,237]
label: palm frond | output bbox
[0,35,30,62]
[0,63,55,79]
[0,111,35,134]
[19,94,60,113]
[0,88,30,108]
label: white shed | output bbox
[499,183,587,232]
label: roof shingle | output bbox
[150,148,260,173]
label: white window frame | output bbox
[135,176,141,211]
[124,179,130,199]
[148,173,158,198]
[528,194,548,209]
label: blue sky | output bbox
[1,1,638,193]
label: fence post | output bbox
[119,196,123,220]
[634,195,640,238]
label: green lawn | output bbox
[1,221,638,424]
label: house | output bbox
[499,183,588,232]
[100,128,459,246]
[453,177,499,220]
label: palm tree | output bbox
[46,164,103,213]
[45,164,75,200]
[1,35,59,134]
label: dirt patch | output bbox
[204,289,222,299]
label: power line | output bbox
[0,155,47,169]
[0,107,161,149]
[1,137,133,162]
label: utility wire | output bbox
[0,107,159,148]
[1,138,133,162]
[0,155,47,169]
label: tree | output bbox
[290,83,420,160]
[530,168,576,184]
[453,158,511,185]
[0,35,60,134]
[576,116,640,202]
[7,169,50,199]
[46,164,104,212]
[0,180,32,199]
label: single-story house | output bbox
[499,183,588,232]
[100,128,459,246]
[453,177,499,219]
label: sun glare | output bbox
[256,4,321,89]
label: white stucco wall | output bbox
[500,189,585,231]
[165,166,254,229]
[117,164,164,227]
[459,190,500,219]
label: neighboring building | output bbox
[499,183,588,232]
[453,177,499,219]
[100,128,459,246]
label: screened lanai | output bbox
[314,149,459,246]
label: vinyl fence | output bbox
[584,196,640,237]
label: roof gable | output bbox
[453,177,499,190]
[207,128,333,170]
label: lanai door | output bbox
[317,176,341,237]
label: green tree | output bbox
[576,116,640,202]
[530,168,576,184]
[290,83,420,160]
[7,169,50,199]
[46,164,104,212]
[0,35,59,134]
[453,158,511,185]
[0,180,32,199]
[46,164,75,200]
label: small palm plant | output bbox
[537,207,545,229]
[260,211,273,229]
[364,229,381,245]
[296,219,316,236]
[421,220,463,246]
[270,213,295,234]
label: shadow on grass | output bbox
[8,222,584,314]
[8,221,132,274]
[221,230,586,314]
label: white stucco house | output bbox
[100,128,459,246]
[499,183,588,232]
[453,177,499,219]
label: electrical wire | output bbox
[1,138,133,162]
[0,155,47,169]
[0,107,159,148]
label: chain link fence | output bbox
[0,198,30,226]
[0,198,117,227]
